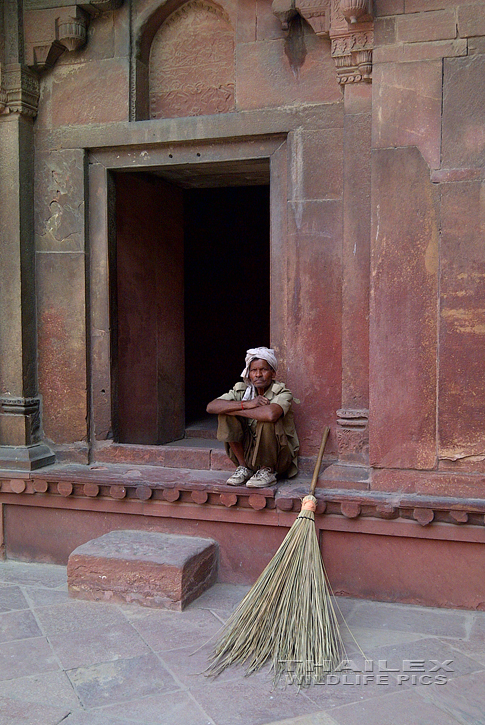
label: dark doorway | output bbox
[184,186,270,424]
[112,171,270,444]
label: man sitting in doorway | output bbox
[206,347,299,487]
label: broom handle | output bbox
[309,426,330,497]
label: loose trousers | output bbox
[217,414,292,474]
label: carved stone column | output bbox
[0,0,54,469]
[332,0,371,482]
[271,0,373,485]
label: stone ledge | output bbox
[67,530,218,610]
[0,465,484,527]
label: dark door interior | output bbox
[113,170,270,444]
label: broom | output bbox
[207,426,346,687]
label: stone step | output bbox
[184,417,217,440]
[93,438,233,471]
[67,530,219,611]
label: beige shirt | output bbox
[218,381,300,477]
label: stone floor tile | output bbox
[62,711,137,724]
[329,689,462,725]
[345,601,468,639]
[264,715,340,725]
[187,676,320,725]
[49,620,152,669]
[0,636,59,681]
[164,640,347,693]
[0,670,80,709]
[188,583,250,616]
[34,598,129,636]
[0,584,29,612]
[300,670,402,712]
[360,637,483,680]
[0,608,42,643]
[24,586,70,607]
[130,606,223,653]
[0,694,70,725]
[333,597,360,621]
[158,642,251,689]
[97,690,215,725]
[416,669,485,724]
[438,635,485,668]
[67,652,181,709]
[341,625,426,653]
[0,561,67,589]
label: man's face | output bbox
[248,359,275,391]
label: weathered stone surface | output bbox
[36,59,129,128]
[373,38,468,64]
[413,507,434,526]
[372,60,443,169]
[442,54,485,169]
[458,0,485,36]
[406,0,464,10]
[236,0,256,43]
[34,149,85,253]
[149,1,235,119]
[375,15,396,46]
[68,530,218,610]
[370,147,439,470]
[36,252,88,444]
[286,198,343,456]
[57,482,73,497]
[396,9,457,43]
[95,443,211,470]
[288,128,344,202]
[57,11,116,64]
[342,101,371,415]
[438,180,485,467]
[235,33,340,111]
[322,529,485,609]
[469,36,485,55]
[374,0,404,15]
[257,0,285,40]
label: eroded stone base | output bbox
[67,530,218,610]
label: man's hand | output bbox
[243,396,270,409]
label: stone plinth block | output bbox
[67,530,218,611]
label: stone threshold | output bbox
[0,463,484,527]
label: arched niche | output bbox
[144,0,235,119]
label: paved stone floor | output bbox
[0,560,484,725]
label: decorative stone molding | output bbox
[329,0,373,84]
[24,7,89,73]
[1,64,40,117]
[297,0,331,36]
[149,0,235,119]
[340,0,371,25]
[0,396,42,445]
[1,471,485,531]
[272,0,374,84]
[272,0,331,36]
[57,11,88,52]
[89,0,124,10]
[23,2,124,76]
[336,408,369,463]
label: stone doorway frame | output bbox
[88,135,288,461]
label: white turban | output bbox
[241,347,278,400]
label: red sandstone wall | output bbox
[34,0,344,461]
[369,0,485,493]
[33,0,485,487]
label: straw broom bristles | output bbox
[207,427,346,687]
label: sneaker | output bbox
[246,467,277,488]
[226,466,253,486]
